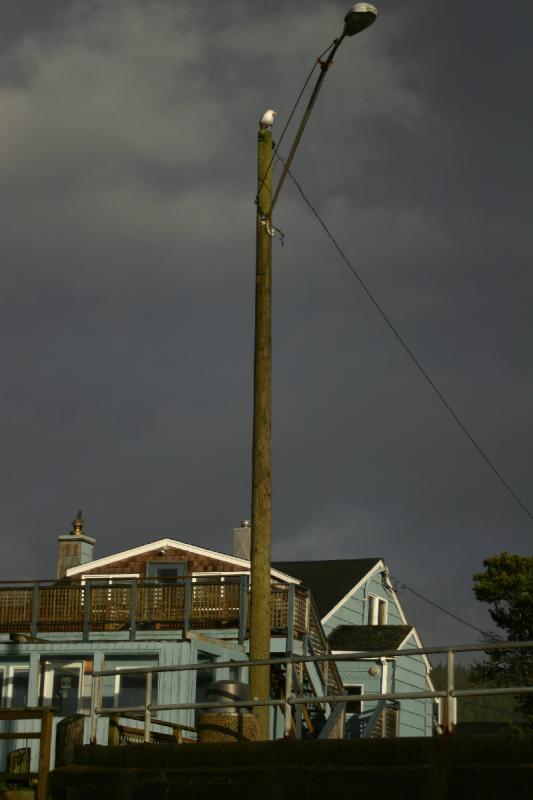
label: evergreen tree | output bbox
[472,552,533,723]
[431,663,519,723]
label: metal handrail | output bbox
[90,639,533,741]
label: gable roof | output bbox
[66,538,300,584]
[271,558,382,620]
[328,624,413,652]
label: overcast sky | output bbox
[0,0,531,648]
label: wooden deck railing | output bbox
[0,577,342,698]
[0,578,308,641]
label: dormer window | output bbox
[368,594,387,625]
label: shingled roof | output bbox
[328,625,413,652]
[271,558,381,619]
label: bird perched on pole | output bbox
[259,109,277,129]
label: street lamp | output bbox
[344,3,378,37]
[249,3,378,740]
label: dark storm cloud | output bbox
[0,0,531,645]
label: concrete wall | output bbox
[49,737,533,800]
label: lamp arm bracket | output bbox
[264,217,276,238]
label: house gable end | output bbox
[66,538,299,583]
[320,560,385,631]
[272,558,382,622]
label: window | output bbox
[345,685,363,715]
[194,652,216,723]
[40,661,82,716]
[147,562,186,582]
[102,667,158,710]
[117,671,158,709]
[367,595,387,625]
[0,667,29,708]
[0,666,30,708]
[81,575,139,608]
[50,667,80,716]
[11,670,29,708]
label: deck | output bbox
[0,576,342,694]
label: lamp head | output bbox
[343,3,378,36]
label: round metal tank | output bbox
[206,680,252,715]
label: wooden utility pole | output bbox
[249,127,273,740]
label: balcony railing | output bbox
[0,576,343,698]
[0,577,305,638]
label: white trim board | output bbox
[66,538,300,585]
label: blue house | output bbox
[0,515,435,769]
[273,559,436,737]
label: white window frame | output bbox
[81,574,140,585]
[80,574,140,604]
[367,594,388,625]
[40,660,84,716]
[4,666,30,708]
[107,665,158,710]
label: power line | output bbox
[390,575,496,641]
[278,156,533,525]
[255,39,336,212]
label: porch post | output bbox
[31,584,40,639]
[238,574,249,645]
[129,579,138,641]
[183,578,192,634]
[82,581,91,643]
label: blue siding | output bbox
[391,634,434,737]
[0,633,253,766]
[325,569,434,738]
[323,567,402,634]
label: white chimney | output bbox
[233,519,251,560]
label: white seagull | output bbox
[259,109,277,129]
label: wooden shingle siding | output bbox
[77,546,244,578]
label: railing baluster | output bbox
[287,584,295,654]
[238,574,249,644]
[184,578,192,633]
[31,583,39,638]
[130,580,137,641]
[83,581,91,642]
